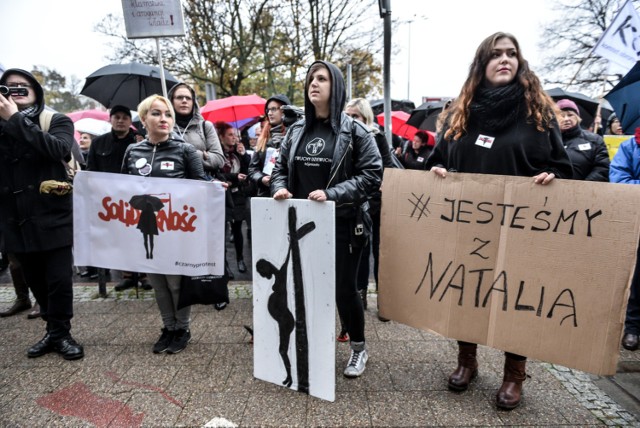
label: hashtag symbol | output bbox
[408,193,431,221]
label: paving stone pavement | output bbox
[0,283,639,427]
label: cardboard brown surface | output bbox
[378,169,640,375]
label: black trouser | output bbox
[625,239,640,335]
[15,246,74,339]
[356,206,381,291]
[336,219,365,343]
[230,219,244,260]
[8,253,30,301]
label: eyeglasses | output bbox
[6,82,32,88]
[174,95,192,101]
[266,107,281,113]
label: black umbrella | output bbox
[81,63,179,111]
[546,87,600,130]
[605,61,640,134]
[129,194,165,211]
[406,101,449,132]
[369,98,416,116]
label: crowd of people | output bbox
[0,31,638,411]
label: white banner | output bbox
[251,198,336,402]
[593,0,640,71]
[73,171,225,276]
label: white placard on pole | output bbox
[121,0,186,39]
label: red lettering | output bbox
[97,197,197,231]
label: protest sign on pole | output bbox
[251,198,336,402]
[73,171,225,276]
[379,169,640,376]
[120,0,186,97]
[592,0,640,72]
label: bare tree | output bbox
[95,0,384,103]
[539,0,627,95]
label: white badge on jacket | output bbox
[160,161,175,170]
[475,134,495,149]
[578,143,591,151]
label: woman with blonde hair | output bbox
[427,32,572,410]
[122,95,208,355]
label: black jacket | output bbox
[121,138,208,180]
[561,125,610,181]
[87,129,137,173]
[401,144,432,170]
[0,69,75,252]
[270,61,382,218]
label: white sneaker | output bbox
[344,348,368,378]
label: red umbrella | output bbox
[377,110,421,141]
[201,94,267,124]
[66,109,110,123]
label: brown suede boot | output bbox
[496,355,527,410]
[448,342,478,391]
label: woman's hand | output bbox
[533,172,555,185]
[261,175,271,186]
[431,166,447,178]
[237,173,247,181]
[308,190,327,201]
[273,188,292,200]
[236,143,246,156]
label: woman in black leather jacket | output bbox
[122,95,208,356]
[271,61,383,379]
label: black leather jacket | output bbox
[270,113,383,218]
[121,138,208,180]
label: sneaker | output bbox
[214,302,227,311]
[114,278,136,292]
[337,329,349,343]
[152,328,174,354]
[167,329,191,354]
[344,348,368,378]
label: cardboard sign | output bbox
[379,169,640,375]
[73,171,225,276]
[251,198,336,402]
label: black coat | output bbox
[87,129,137,173]
[561,125,610,182]
[0,108,75,252]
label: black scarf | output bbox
[469,82,525,132]
[175,112,193,129]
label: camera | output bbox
[282,105,304,127]
[0,86,28,97]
